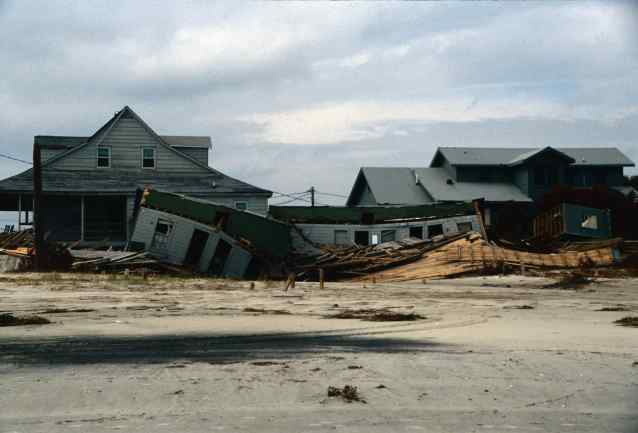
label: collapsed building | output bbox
[269,203,479,255]
[129,189,290,278]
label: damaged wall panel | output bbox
[291,214,480,254]
[130,207,253,278]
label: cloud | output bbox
[0,0,636,203]
[241,98,638,145]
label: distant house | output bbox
[346,146,635,206]
[0,106,272,243]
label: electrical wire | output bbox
[0,152,32,165]
[314,190,348,198]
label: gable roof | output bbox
[350,167,433,205]
[42,106,215,173]
[0,106,270,196]
[432,147,634,167]
[505,146,576,166]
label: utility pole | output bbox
[32,141,46,270]
[309,186,315,207]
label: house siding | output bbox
[48,118,209,173]
[440,158,457,180]
[41,148,67,162]
[356,184,377,206]
[513,167,530,196]
[191,194,269,215]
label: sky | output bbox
[0,0,637,208]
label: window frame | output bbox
[234,201,247,211]
[96,146,111,169]
[141,146,156,169]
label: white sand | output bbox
[0,274,637,432]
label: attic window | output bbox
[142,147,156,169]
[97,147,111,168]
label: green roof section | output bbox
[269,202,476,224]
[140,189,291,259]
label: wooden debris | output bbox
[352,231,619,282]
[292,232,468,281]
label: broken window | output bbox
[142,147,156,169]
[427,224,444,237]
[151,219,173,251]
[371,233,379,245]
[380,230,395,243]
[97,147,111,168]
[456,222,473,233]
[409,226,423,239]
[581,214,598,230]
[234,202,247,211]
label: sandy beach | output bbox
[1,273,637,432]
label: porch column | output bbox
[17,194,21,231]
[80,195,85,242]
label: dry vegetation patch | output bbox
[0,313,51,326]
[327,385,366,403]
[614,316,638,327]
[326,308,425,322]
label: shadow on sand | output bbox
[0,327,453,366]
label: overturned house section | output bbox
[269,202,479,254]
[129,189,291,278]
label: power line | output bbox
[315,190,348,198]
[269,190,313,204]
[271,196,309,206]
[0,152,32,165]
[271,191,309,198]
[270,191,310,205]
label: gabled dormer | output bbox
[39,106,212,173]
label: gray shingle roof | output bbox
[160,135,211,148]
[358,167,531,204]
[413,168,532,202]
[435,147,634,167]
[360,167,433,205]
[0,168,271,195]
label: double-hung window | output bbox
[142,147,156,169]
[97,147,111,168]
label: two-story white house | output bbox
[0,106,272,243]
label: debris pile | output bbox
[327,385,366,403]
[352,231,624,282]
[614,317,638,328]
[326,308,425,322]
[0,313,51,327]
[293,232,468,280]
[70,250,163,273]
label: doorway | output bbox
[183,229,209,267]
[208,239,232,276]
